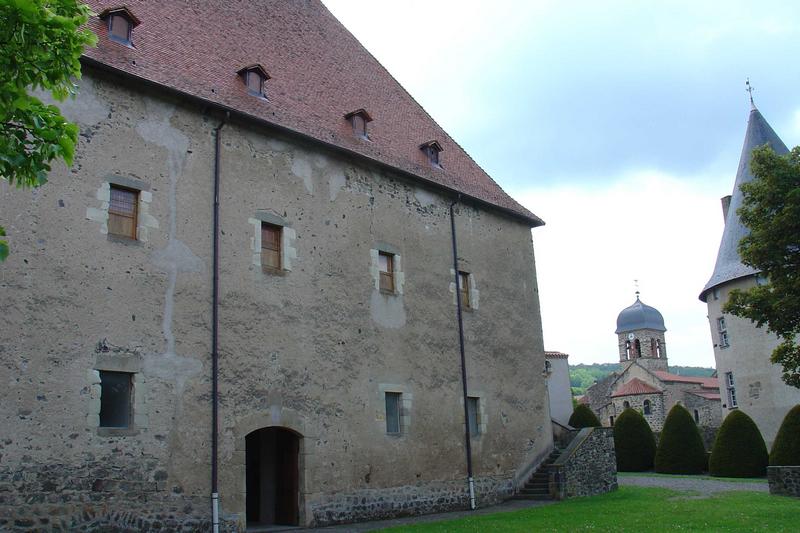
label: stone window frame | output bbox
[249,211,297,274]
[88,353,148,437]
[460,392,487,438]
[370,244,405,295]
[643,399,651,415]
[377,383,412,437]
[725,371,738,409]
[86,175,159,244]
[449,267,480,311]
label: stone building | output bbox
[545,351,573,426]
[583,295,721,433]
[0,1,553,530]
[699,100,800,447]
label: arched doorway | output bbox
[245,427,300,527]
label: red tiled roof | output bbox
[686,390,721,401]
[82,1,542,226]
[545,351,569,359]
[611,378,662,398]
[652,371,719,389]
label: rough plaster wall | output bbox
[707,278,800,446]
[546,358,573,426]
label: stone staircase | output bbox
[512,446,564,500]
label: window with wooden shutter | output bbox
[458,271,470,308]
[378,251,394,292]
[108,185,139,239]
[261,222,282,272]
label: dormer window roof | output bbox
[344,109,373,140]
[238,64,270,99]
[99,7,140,47]
[420,140,443,168]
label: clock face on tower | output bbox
[627,333,635,341]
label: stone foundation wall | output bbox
[768,466,800,498]
[309,476,513,527]
[550,427,617,499]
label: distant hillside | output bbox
[570,363,715,396]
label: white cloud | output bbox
[519,170,726,367]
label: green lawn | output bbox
[617,472,768,483]
[380,487,797,532]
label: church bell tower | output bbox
[615,292,668,372]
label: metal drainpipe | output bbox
[211,112,228,533]
[449,196,476,511]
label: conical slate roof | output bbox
[699,106,789,302]
[615,296,666,334]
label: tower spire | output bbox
[746,78,755,110]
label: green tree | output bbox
[655,405,706,474]
[709,410,768,478]
[0,0,96,261]
[614,408,656,472]
[723,145,800,388]
[568,403,601,428]
[770,404,800,466]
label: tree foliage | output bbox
[0,0,96,261]
[770,404,800,466]
[614,408,656,472]
[655,405,706,474]
[709,409,768,478]
[723,145,800,388]
[568,403,601,428]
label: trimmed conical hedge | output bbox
[709,410,768,477]
[655,404,706,474]
[568,404,601,428]
[770,405,800,466]
[614,408,656,471]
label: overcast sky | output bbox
[324,0,800,368]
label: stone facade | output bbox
[610,392,666,432]
[549,428,617,500]
[0,62,550,530]
[768,466,800,498]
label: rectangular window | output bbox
[379,252,395,293]
[261,222,282,271]
[99,371,132,428]
[458,271,471,309]
[385,392,401,434]
[467,396,480,437]
[108,185,139,239]
[717,317,729,348]
[712,288,720,301]
[725,371,738,408]
[246,71,263,96]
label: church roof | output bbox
[545,351,569,359]
[686,390,721,401]
[699,106,789,301]
[615,296,666,334]
[81,1,543,227]
[652,371,718,389]
[611,377,662,398]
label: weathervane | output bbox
[746,78,755,109]
[634,279,640,299]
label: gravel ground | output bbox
[618,474,768,495]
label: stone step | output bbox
[523,484,549,492]
[512,494,552,501]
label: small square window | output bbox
[467,396,480,437]
[385,392,401,435]
[420,141,443,168]
[261,222,282,272]
[458,271,470,309]
[99,371,132,428]
[108,185,139,239]
[379,251,395,293]
[109,14,132,45]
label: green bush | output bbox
[770,404,800,466]
[568,404,601,428]
[655,404,706,474]
[614,408,656,471]
[709,410,768,477]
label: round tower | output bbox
[615,293,668,372]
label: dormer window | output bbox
[99,7,140,47]
[344,109,373,140]
[420,140,443,168]
[238,65,270,99]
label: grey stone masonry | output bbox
[768,466,800,498]
[549,427,617,500]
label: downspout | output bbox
[211,112,228,533]
[449,196,476,511]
